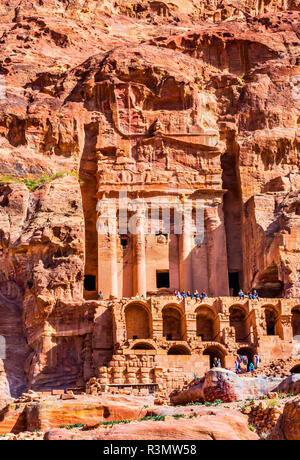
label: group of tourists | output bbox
[238,289,260,300]
[235,353,261,374]
[194,353,262,383]
[174,288,260,302]
[174,289,207,301]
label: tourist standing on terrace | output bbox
[249,362,255,373]
[181,290,187,299]
[239,289,245,299]
[254,354,260,369]
[200,290,207,301]
[235,359,241,374]
[174,290,181,300]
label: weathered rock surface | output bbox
[0,394,152,434]
[171,368,297,404]
[0,0,298,404]
[274,373,300,395]
[270,396,300,440]
[44,407,259,440]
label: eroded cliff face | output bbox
[0,0,299,397]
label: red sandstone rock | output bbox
[44,408,259,440]
[171,368,288,404]
[0,395,150,434]
[270,396,300,440]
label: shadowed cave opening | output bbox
[255,264,284,298]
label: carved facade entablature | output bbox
[96,137,224,193]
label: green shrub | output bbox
[0,170,79,192]
[66,423,85,430]
[172,414,186,419]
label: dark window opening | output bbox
[266,324,275,336]
[229,272,240,296]
[84,275,96,291]
[167,334,172,340]
[120,237,129,248]
[156,271,170,289]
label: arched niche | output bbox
[229,305,249,342]
[195,306,216,341]
[125,302,152,340]
[263,305,282,338]
[131,342,156,350]
[162,304,186,341]
[292,307,300,340]
[167,344,191,355]
[203,345,226,368]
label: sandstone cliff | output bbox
[0,0,298,397]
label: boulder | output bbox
[274,374,300,395]
[171,369,284,404]
[270,396,300,440]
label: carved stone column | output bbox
[108,204,118,299]
[97,198,118,299]
[205,204,229,297]
[179,204,193,291]
[134,202,147,297]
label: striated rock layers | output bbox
[0,0,298,399]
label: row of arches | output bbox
[131,342,191,355]
[125,302,300,343]
[125,302,216,342]
[131,341,227,363]
[129,339,300,375]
